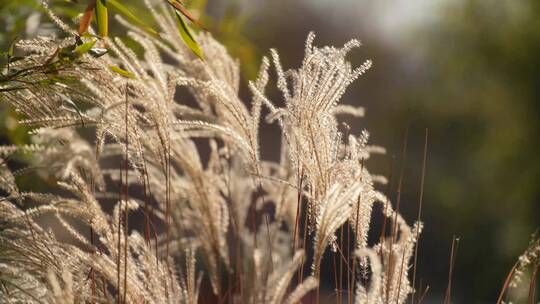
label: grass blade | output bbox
[95,0,108,37]
[107,0,159,36]
[7,36,17,58]
[109,66,136,79]
[174,11,204,60]
[79,0,96,35]
[74,39,97,55]
[167,0,208,30]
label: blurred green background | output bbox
[1,0,539,302]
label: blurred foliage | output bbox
[210,3,259,79]
[410,1,540,301]
[0,108,29,146]
[0,0,36,45]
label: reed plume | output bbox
[0,1,422,302]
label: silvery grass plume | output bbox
[0,1,421,303]
[510,233,540,289]
[497,233,540,304]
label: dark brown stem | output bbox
[339,226,344,304]
[123,82,129,304]
[395,247,408,304]
[418,285,430,304]
[386,128,409,302]
[444,236,460,304]
[411,128,429,304]
[117,168,122,303]
[293,168,304,251]
[347,221,352,304]
[528,263,538,304]
[496,261,518,304]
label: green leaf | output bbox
[174,11,204,60]
[168,0,208,31]
[8,56,24,63]
[7,36,17,58]
[109,65,136,79]
[81,32,99,39]
[74,39,97,55]
[0,86,26,92]
[48,76,80,85]
[63,98,86,127]
[95,0,108,37]
[59,45,78,61]
[107,0,159,36]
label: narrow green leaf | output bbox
[59,44,78,61]
[109,65,136,79]
[107,0,159,36]
[8,56,24,63]
[95,0,108,37]
[81,32,99,39]
[63,98,86,127]
[168,0,208,31]
[0,86,26,92]
[174,11,204,60]
[74,39,97,55]
[7,37,17,58]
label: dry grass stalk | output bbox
[0,1,425,303]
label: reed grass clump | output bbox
[6,0,527,303]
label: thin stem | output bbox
[347,221,352,304]
[444,235,460,304]
[528,263,538,304]
[165,133,171,262]
[264,214,274,273]
[411,128,428,304]
[351,159,364,303]
[299,206,309,283]
[496,261,519,304]
[380,160,394,256]
[418,285,430,304]
[395,246,408,304]
[386,128,409,302]
[293,168,304,251]
[123,82,129,304]
[117,168,122,303]
[339,226,344,304]
[90,227,96,299]
[333,250,339,302]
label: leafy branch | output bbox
[77,0,206,59]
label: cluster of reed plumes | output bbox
[0,1,426,303]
